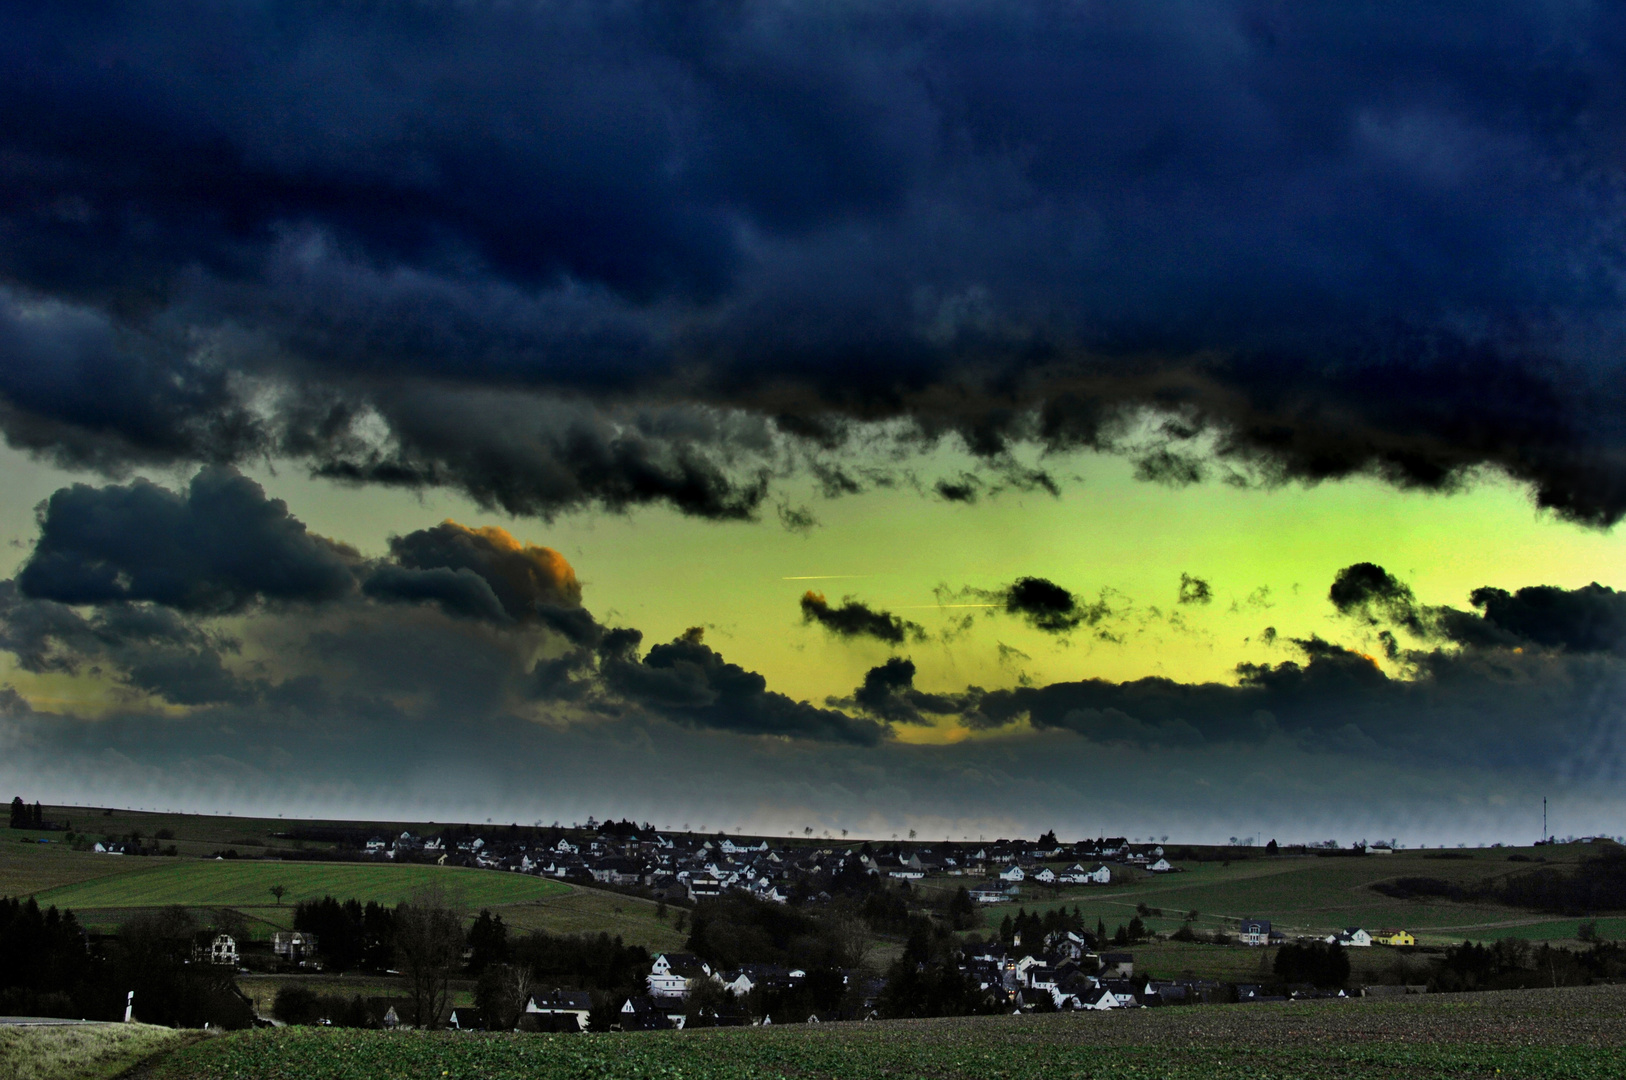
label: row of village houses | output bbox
[192,916,1417,1030]
[356,828,1173,905]
[608,917,1421,1030]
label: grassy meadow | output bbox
[0,1023,195,1080]
[133,985,1626,1080]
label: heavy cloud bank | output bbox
[5,5,1626,519]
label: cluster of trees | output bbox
[997,905,1094,947]
[1427,937,1626,992]
[8,797,51,830]
[291,897,397,970]
[272,985,377,1027]
[0,897,253,1027]
[878,918,998,1019]
[1375,847,1626,916]
[685,893,865,971]
[1272,941,1350,988]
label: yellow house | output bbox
[1375,929,1415,946]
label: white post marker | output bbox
[124,991,134,1023]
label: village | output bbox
[195,821,1425,1029]
[349,820,1175,906]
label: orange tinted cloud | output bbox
[389,520,581,619]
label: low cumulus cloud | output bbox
[800,592,925,645]
[4,6,1626,520]
[599,627,888,745]
[17,467,359,613]
[0,470,886,745]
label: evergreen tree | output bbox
[8,797,23,829]
[466,909,509,974]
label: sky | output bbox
[3,2,1626,844]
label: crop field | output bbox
[142,985,1626,1080]
[0,839,152,899]
[970,847,1608,946]
[30,860,567,925]
[0,1023,195,1080]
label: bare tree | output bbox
[475,962,533,1031]
[269,884,286,906]
[394,885,465,1029]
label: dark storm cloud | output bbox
[847,656,968,726]
[1465,584,1626,657]
[966,632,1626,770]
[5,5,1626,518]
[601,627,889,745]
[1330,561,1626,657]
[17,467,358,613]
[799,591,925,645]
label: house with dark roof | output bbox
[1238,918,1272,946]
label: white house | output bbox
[1031,866,1056,884]
[1238,918,1272,947]
[648,953,711,1002]
[998,865,1026,883]
[1328,928,1373,948]
[1079,987,1125,1010]
[1146,858,1173,873]
[526,989,591,1031]
[1059,863,1111,885]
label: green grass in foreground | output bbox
[145,986,1626,1080]
[32,859,568,913]
[0,1023,195,1080]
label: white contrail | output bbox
[781,574,873,580]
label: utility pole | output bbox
[1542,797,1547,843]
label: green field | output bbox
[960,847,1610,946]
[33,859,568,912]
[133,985,1626,1080]
[491,887,688,952]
